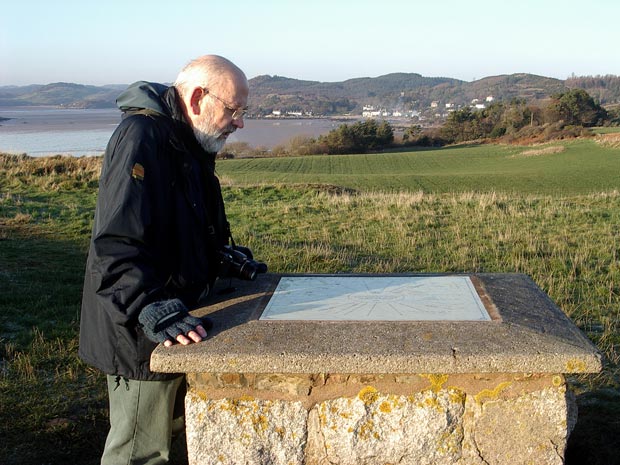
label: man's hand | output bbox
[138,298,207,347]
[163,324,207,347]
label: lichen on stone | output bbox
[357,386,379,405]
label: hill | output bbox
[1,73,619,114]
[248,73,464,115]
[461,73,568,103]
[566,75,620,106]
[0,82,122,108]
[248,73,568,112]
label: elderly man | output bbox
[79,55,251,464]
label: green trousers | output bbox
[101,375,186,465]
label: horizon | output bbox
[2,0,619,87]
[2,70,616,89]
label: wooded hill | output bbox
[1,73,619,114]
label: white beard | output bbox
[192,116,227,153]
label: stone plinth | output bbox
[150,273,601,465]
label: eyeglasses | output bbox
[202,88,247,120]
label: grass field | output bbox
[1,138,619,464]
[217,138,620,194]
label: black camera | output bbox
[218,245,267,281]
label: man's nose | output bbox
[232,116,244,129]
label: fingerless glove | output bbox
[138,298,203,344]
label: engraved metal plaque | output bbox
[260,276,491,321]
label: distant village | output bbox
[265,94,497,122]
[362,95,496,120]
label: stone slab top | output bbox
[150,273,602,375]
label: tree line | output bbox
[221,89,619,158]
[565,75,620,105]
[240,119,396,157]
[436,88,612,144]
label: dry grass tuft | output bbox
[518,145,566,157]
[595,133,620,149]
[0,153,102,190]
[0,153,102,176]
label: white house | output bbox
[362,110,383,118]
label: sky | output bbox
[1,0,619,87]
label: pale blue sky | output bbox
[1,0,619,86]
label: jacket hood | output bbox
[115,81,217,161]
[116,81,171,116]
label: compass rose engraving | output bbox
[260,276,491,321]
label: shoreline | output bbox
[0,107,418,156]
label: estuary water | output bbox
[0,107,345,157]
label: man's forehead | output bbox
[219,79,249,104]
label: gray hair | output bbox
[174,55,246,101]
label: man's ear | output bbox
[189,88,203,116]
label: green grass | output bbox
[218,139,620,194]
[1,140,619,464]
[592,126,620,135]
[0,154,108,464]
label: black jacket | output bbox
[79,82,229,380]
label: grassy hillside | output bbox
[1,141,619,464]
[218,137,620,195]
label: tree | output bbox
[502,98,532,132]
[402,124,422,143]
[546,89,608,126]
[440,108,482,142]
[318,120,394,154]
[376,120,394,147]
[477,103,506,136]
